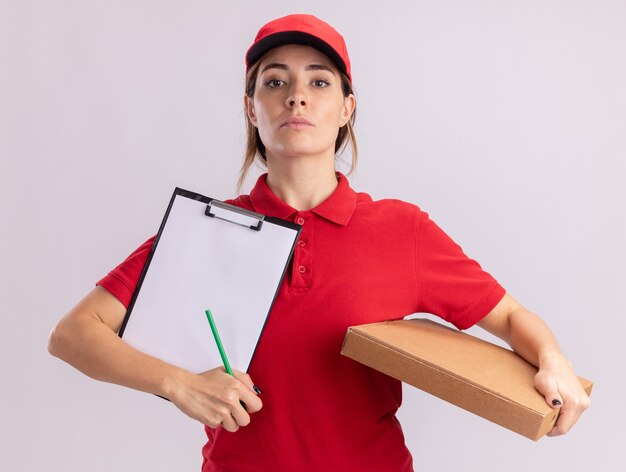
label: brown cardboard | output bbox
[341,318,592,441]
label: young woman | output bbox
[48,14,590,471]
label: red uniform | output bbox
[98,173,505,471]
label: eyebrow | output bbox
[260,62,337,75]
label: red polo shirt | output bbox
[97,173,505,471]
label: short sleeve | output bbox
[415,212,505,330]
[96,236,156,308]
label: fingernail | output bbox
[253,385,262,395]
[552,399,562,406]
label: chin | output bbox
[269,139,335,160]
[272,147,333,160]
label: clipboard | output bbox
[118,188,301,374]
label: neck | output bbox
[265,155,338,211]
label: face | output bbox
[245,44,355,162]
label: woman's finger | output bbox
[232,370,255,390]
[534,371,562,409]
[548,384,590,436]
[220,414,240,433]
[229,401,252,427]
[238,384,263,414]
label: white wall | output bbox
[2,1,624,470]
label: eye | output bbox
[313,79,330,88]
[264,79,285,88]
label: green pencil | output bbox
[205,309,233,376]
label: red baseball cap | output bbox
[245,14,352,82]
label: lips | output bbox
[280,116,314,128]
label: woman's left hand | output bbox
[478,293,591,437]
[534,351,591,436]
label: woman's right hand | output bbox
[167,367,263,432]
[49,287,262,433]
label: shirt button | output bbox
[298,265,306,273]
[297,240,306,247]
[296,217,305,225]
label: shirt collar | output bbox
[249,172,357,226]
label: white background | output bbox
[2,1,624,470]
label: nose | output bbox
[287,96,306,107]
[286,83,307,108]
[286,95,306,108]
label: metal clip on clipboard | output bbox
[205,200,265,231]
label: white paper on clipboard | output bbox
[119,188,301,374]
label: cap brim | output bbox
[246,31,347,77]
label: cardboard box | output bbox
[341,319,592,441]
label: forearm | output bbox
[49,311,263,430]
[49,286,263,429]
[479,293,589,435]
[506,305,564,369]
[49,314,185,399]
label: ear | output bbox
[244,95,258,127]
[339,94,356,127]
